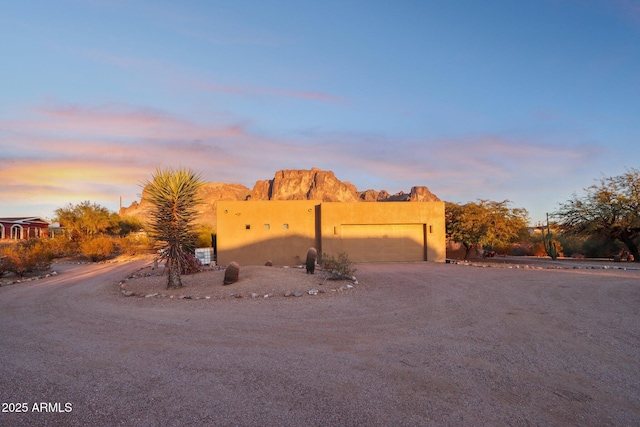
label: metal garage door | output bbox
[340,224,425,262]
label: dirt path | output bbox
[1,260,639,426]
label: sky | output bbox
[1,0,639,225]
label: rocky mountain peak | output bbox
[120,168,440,226]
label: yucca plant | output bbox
[143,167,203,289]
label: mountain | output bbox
[120,168,440,227]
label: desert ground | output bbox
[0,257,639,426]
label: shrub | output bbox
[321,252,356,280]
[195,225,217,249]
[42,237,79,258]
[181,252,202,275]
[80,236,116,262]
[1,241,53,278]
[117,234,154,256]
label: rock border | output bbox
[118,264,360,301]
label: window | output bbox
[264,224,270,230]
[283,224,289,230]
[245,224,251,230]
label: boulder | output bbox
[223,262,240,285]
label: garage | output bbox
[340,224,426,262]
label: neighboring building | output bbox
[0,217,50,240]
[216,201,445,266]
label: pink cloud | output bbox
[2,103,246,142]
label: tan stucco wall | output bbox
[216,201,319,266]
[216,200,446,266]
[319,202,446,262]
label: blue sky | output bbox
[1,0,639,225]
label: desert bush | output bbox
[42,237,79,258]
[80,236,116,262]
[181,252,203,275]
[117,234,154,256]
[1,241,53,278]
[321,252,356,280]
[195,225,216,249]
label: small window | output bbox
[245,224,251,230]
[283,224,289,230]
[264,224,270,230]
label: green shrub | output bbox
[321,252,356,280]
[80,236,116,262]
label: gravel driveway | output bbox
[1,259,639,426]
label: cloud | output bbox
[189,79,348,105]
[0,100,611,223]
[79,46,348,106]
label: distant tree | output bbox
[555,168,640,262]
[446,200,529,259]
[55,201,119,238]
[142,167,204,289]
[118,216,144,236]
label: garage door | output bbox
[340,224,425,262]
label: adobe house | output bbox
[0,217,50,240]
[216,201,445,266]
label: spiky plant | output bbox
[143,167,203,289]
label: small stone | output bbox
[346,284,354,289]
[251,293,259,298]
[308,289,318,295]
[205,296,211,300]
[145,293,158,298]
[284,291,292,297]
[122,291,135,297]
[293,292,302,297]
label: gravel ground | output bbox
[119,262,357,299]
[0,258,639,426]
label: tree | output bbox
[55,201,119,238]
[143,167,204,289]
[446,200,529,259]
[555,168,640,262]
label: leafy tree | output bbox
[555,168,640,262]
[143,167,204,289]
[55,201,119,238]
[446,200,529,259]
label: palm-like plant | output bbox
[143,167,204,289]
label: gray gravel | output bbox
[1,260,639,426]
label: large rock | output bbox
[223,262,240,285]
[253,168,359,202]
[409,186,441,202]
